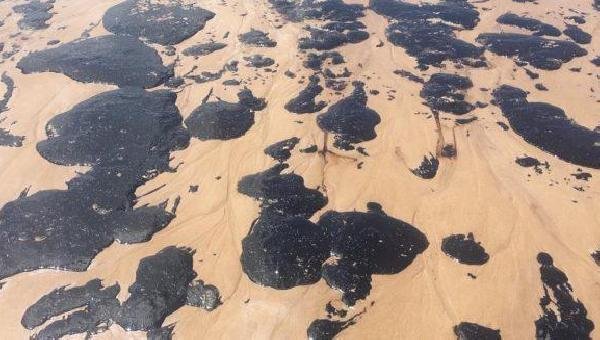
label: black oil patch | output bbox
[319,203,429,305]
[23,247,220,338]
[420,73,474,115]
[13,0,54,30]
[244,54,275,68]
[563,25,592,45]
[285,75,327,114]
[182,42,227,57]
[17,35,171,88]
[237,163,327,218]
[411,154,439,179]
[239,29,277,47]
[393,69,424,83]
[535,252,594,339]
[496,13,561,37]
[441,233,489,265]
[268,0,365,22]
[264,137,300,162]
[454,322,501,340]
[303,51,345,71]
[317,82,381,150]
[476,33,587,70]
[307,318,356,340]
[492,85,600,169]
[298,25,369,51]
[102,0,215,45]
[0,88,189,280]
[0,72,24,147]
[185,89,266,140]
[370,0,486,68]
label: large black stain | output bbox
[454,322,501,340]
[491,85,600,169]
[102,0,215,45]
[535,252,594,339]
[13,0,54,30]
[441,233,489,265]
[0,88,189,280]
[185,89,266,140]
[370,0,486,68]
[317,81,381,150]
[476,33,587,70]
[496,13,561,37]
[17,35,171,88]
[319,203,428,305]
[420,73,475,115]
[285,75,327,114]
[563,25,592,45]
[22,246,220,338]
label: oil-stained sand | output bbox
[0,0,599,339]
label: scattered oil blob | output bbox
[411,154,439,179]
[185,89,266,140]
[496,13,560,37]
[454,322,501,340]
[244,54,275,68]
[535,252,594,339]
[239,29,277,47]
[371,0,486,68]
[515,156,549,174]
[317,82,381,150]
[393,69,424,83]
[304,51,345,70]
[563,25,592,45]
[13,0,54,30]
[319,203,429,305]
[23,247,219,338]
[420,73,474,115]
[17,35,171,88]
[102,0,215,45]
[307,318,356,340]
[182,42,227,57]
[0,89,188,280]
[441,233,489,265]
[492,85,600,169]
[476,33,587,70]
[264,137,300,162]
[285,75,327,114]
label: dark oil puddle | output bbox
[17,35,171,88]
[441,233,489,265]
[185,89,266,140]
[454,322,501,340]
[411,154,439,179]
[268,0,365,22]
[317,82,380,150]
[102,0,215,45]
[420,73,475,115]
[304,51,345,71]
[244,54,275,68]
[307,317,357,340]
[182,42,227,57]
[22,246,220,338]
[264,137,300,163]
[492,85,600,169]
[535,252,594,338]
[298,24,369,51]
[370,0,486,68]
[13,0,54,30]
[285,75,327,114]
[563,25,592,45]
[496,13,560,37]
[239,29,277,47]
[476,33,587,70]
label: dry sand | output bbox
[0,0,599,339]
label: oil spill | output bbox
[492,85,600,169]
[592,250,600,266]
[23,247,220,338]
[0,88,188,280]
[268,0,365,22]
[535,252,594,339]
[17,35,171,88]
[441,233,489,265]
[285,75,327,114]
[393,69,424,83]
[298,24,369,51]
[102,0,215,45]
[13,0,54,30]
[563,25,592,45]
[185,89,266,140]
[307,318,356,340]
[496,13,561,37]
[476,33,587,70]
[264,137,300,162]
[319,203,429,305]
[317,82,381,150]
[304,51,345,71]
[0,73,24,147]
[244,54,275,68]
[515,156,549,174]
[239,29,277,47]
[237,163,327,218]
[454,322,501,340]
[370,0,486,68]
[420,73,474,115]
[411,154,439,179]
[182,42,227,57]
